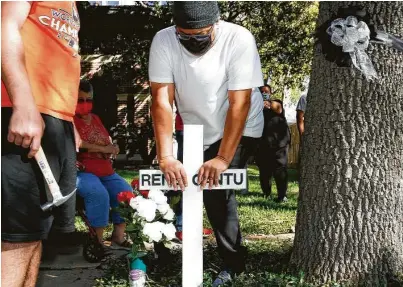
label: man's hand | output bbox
[111,144,120,159]
[73,123,82,152]
[159,155,187,191]
[198,157,229,190]
[3,2,41,159]
[113,144,120,155]
[7,106,45,158]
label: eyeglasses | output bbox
[78,98,93,103]
[176,25,214,41]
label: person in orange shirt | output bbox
[1,2,81,286]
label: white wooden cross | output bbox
[140,125,247,287]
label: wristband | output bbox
[216,155,230,165]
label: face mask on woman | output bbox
[262,93,270,101]
[75,100,93,116]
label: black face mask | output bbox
[179,36,212,55]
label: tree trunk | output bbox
[291,2,403,285]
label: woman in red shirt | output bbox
[74,81,132,248]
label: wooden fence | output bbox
[287,123,300,169]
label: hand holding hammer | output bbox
[35,146,76,211]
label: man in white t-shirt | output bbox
[296,95,307,137]
[148,2,263,285]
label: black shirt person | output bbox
[256,99,291,201]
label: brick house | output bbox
[81,54,154,166]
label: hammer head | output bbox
[41,188,77,211]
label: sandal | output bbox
[83,239,112,263]
[109,239,133,250]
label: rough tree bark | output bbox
[291,2,403,285]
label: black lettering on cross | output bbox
[192,174,198,186]
[141,174,151,187]
[224,173,232,185]
[218,173,223,186]
[234,173,243,185]
[152,174,161,186]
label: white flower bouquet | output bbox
[115,178,178,286]
[116,179,177,257]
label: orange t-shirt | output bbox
[1,1,81,122]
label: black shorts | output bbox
[1,108,77,242]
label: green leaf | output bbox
[126,223,137,232]
[169,194,181,207]
[163,241,174,249]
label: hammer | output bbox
[35,146,76,211]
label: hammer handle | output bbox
[34,146,61,195]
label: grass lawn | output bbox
[83,166,306,286]
[238,166,298,235]
[78,167,403,286]
[76,166,403,287]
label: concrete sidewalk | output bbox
[37,269,103,287]
[37,245,128,287]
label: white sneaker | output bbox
[129,269,146,287]
[212,269,233,287]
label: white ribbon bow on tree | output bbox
[326,16,378,80]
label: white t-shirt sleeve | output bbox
[296,96,307,112]
[148,32,174,83]
[228,28,264,90]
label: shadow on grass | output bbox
[95,241,403,286]
[94,239,296,287]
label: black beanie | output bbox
[173,1,220,29]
